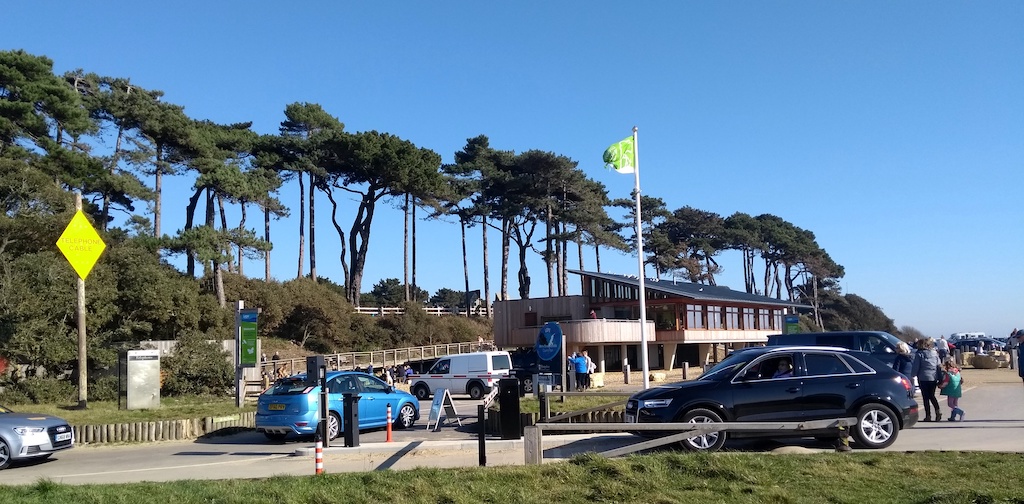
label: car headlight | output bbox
[640,398,673,408]
[14,427,46,436]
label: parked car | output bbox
[952,337,1005,353]
[767,331,902,365]
[409,351,512,400]
[624,346,918,452]
[256,371,419,441]
[0,404,74,470]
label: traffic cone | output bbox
[386,403,393,443]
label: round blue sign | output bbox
[535,322,562,362]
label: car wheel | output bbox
[263,432,288,441]
[852,404,898,449]
[522,377,534,394]
[413,384,431,400]
[328,412,342,440]
[679,408,727,452]
[468,382,485,400]
[0,438,10,470]
[397,403,417,429]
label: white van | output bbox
[409,351,512,400]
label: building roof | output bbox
[570,270,808,308]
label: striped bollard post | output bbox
[386,403,393,442]
[315,435,324,474]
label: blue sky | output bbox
[5,2,1023,339]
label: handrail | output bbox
[523,417,858,463]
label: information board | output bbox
[426,388,461,430]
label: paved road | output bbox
[4,382,1023,485]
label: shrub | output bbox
[161,332,233,396]
[0,377,77,404]
[89,374,120,402]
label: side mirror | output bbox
[740,369,759,381]
[386,385,394,394]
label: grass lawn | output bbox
[1,451,1023,503]
[6,396,255,425]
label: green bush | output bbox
[161,332,233,396]
[89,374,120,402]
[0,377,77,404]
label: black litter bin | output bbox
[498,378,521,440]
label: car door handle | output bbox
[786,387,801,393]
[846,383,861,389]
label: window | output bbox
[725,307,740,330]
[758,309,771,330]
[328,376,359,393]
[742,308,755,330]
[707,306,723,329]
[429,359,450,374]
[356,375,388,392]
[686,304,704,329]
[524,312,538,327]
[491,354,512,371]
[864,334,894,354]
[804,353,851,376]
[650,304,676,330]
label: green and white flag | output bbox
[603,136,635,174]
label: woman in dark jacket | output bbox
[911,338,942,421]
[893,341,913,378]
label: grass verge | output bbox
[8,396,255,425]
[2,451,1024,503]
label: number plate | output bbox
[268,403,286,411]
[55,432,72,442]
[625,413,636,423]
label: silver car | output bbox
[0,404,74,469]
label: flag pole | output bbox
[630,126,650,390]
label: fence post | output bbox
[524,425,542,465]
[478,404,487,467]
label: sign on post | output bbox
[239,309,259,367]
[57,210,107,280]
[784,314,800,334]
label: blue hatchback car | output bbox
[256,371,420,441]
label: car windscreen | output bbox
[492,354,512,371]
[265,377,310,395]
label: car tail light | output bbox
[898,376,911,392]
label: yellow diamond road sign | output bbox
[56,211,107,280]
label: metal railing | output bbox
[261,341,495,378]
[523,417,857,464]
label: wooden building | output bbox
[493,270,806,372]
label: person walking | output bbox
[911,338,943,421]
[937,336,949,361]
[938,358,964,421]
[1016,330,1024,388]
[893,342,913,379]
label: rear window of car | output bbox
[492,354,511,371]
[839,354,875,374]
[804,353,852,376]
[265,377,310,395]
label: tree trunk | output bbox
[346,190,378,306]
[500,218,510,301]
[559,222,568,296]
[237,203,247,276]
[545,204,554,297]
[403,193,410,301]
[461,217,470,317]
[324,185,350,291]
[297,172,305,279]
[309,174,317,283]
[412,200,418,302]
[482,216,491,316]
[264,205,271,281]
[184,188,203,277]
[101,124,125,231]
[217,194,232,273]
[154,144,163,238]
[595,244,602,273]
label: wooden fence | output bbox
[73,411,255,445]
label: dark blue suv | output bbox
[766,331,902,366]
